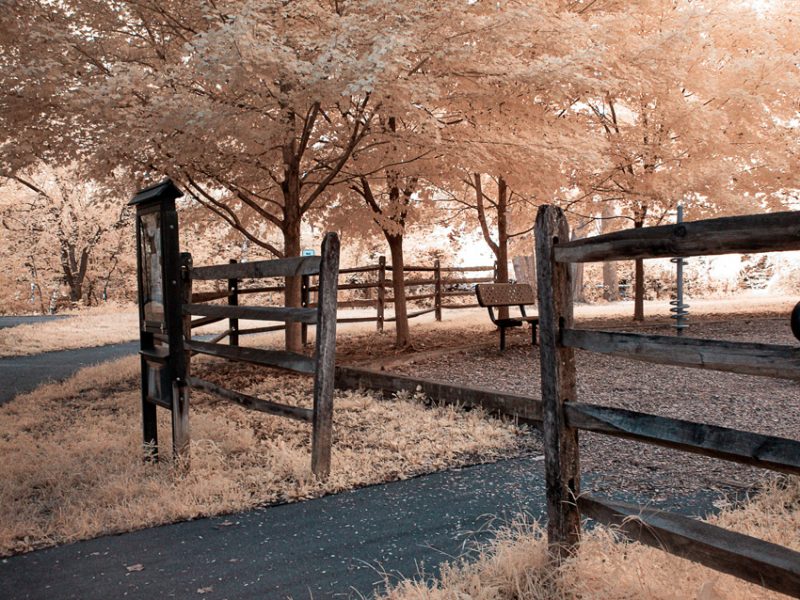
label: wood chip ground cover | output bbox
[394,315,800,498]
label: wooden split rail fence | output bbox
[189,257,496,345]
[184,233,341,476]
[335,207,800,597]
[537,206,800,595]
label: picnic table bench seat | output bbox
[475,283,539,351]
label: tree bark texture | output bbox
[386,233,410,348]
[282,154,303,351]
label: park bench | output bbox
[475,283,538,351]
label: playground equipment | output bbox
[670,203,690,335]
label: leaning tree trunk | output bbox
[386,232,411,348]
[633,218,645,322]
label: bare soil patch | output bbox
[391,315,800,498]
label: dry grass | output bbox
[0,305,140,357]
[0,353,534,557]
[382,478,800,600]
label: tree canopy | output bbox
[2,0,798,330]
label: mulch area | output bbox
[386,314,800,500]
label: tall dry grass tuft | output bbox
[383,478,800,600]
[0,356,534,556]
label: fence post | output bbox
[227,259,239,346]
[301,274,310,346]
[376,255,386,331]
[311,232,340,477]
[172,252,192,464]
[535,205,581,561]
[434,258,442,321]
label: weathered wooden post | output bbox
[130,179,190,463]
[301,273,310,346]
[434,258,442,322]
[228,259,239,347]
[535,205,581,560]
[174,252,192,463]
[376,255,386,331]
[311,232,340,477]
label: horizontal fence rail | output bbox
[565,403,800,475]
[184,304,318,324]
[191,255,322,280]
[578,496,800,597]
[554,210,800,263]
[188,376,313,422]
[335,366,542,421]
[191,290,231,303]
[561,329,800,380]
[187,339,316,374]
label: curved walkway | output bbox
[0,454,721,600]
[0,341,140,405]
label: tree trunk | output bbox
[386,233,411,348]
[633,218,645,322]
[69,281,83,303]
[283,215,303,352]
[281,134,304,353]
[572,262,585,303]
[569,221,590,303]
[496,177,510,319]
[601,204,619,301]
[603,261,619,301]
[61,258,83,302]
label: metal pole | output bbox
[670,204,689,335]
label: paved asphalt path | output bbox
[0,341,140,404]
[0,315,71,329]
[0,455,721,600]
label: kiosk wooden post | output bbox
[130,179,190,463]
